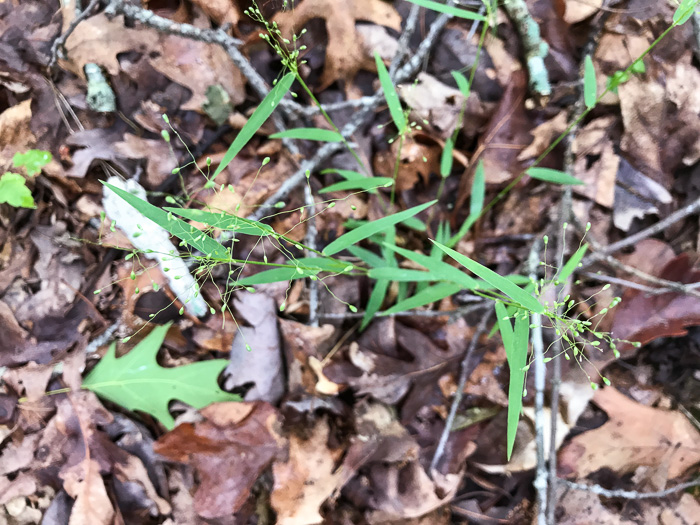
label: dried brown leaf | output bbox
[154,401,286,518]
[558,388,700,479]
[271,418,344,525]
[273,0,401,89]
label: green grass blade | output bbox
[319,177,394,194]
[470,159,485,217]
[320,169,365,180]
[494,301,513,361]
[406,0,487,21]
[583,55,597,109]
[447,161,486,247]
[236,265,321,285]
[347,245,385,268]
[382,282,462,315]
[368,268,436,282]
[213,73,295,179]
[374,51,406,132]
[362,279,389,330]
[673,0,697,25]
[382,243,479,289]
[323,200,436,256]
[270,128,343,142]
[440,135,455,177]
[432,241,545,314]
[507,310,530,460]
[102,183,229,260]
[451,70,471,97]
[527,167,585,186]
[165,207,274,236]
[556,244,588,283]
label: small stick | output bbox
[49,0,103,69]
[561,478,700,500]
[430,310,491,474]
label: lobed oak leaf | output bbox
[82,323,240,429]
[273,0,401,90]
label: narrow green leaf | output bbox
[82,323,240,429]
[406,0,487,21]
[236,265,321,285]
[382,243,479,289]
[447,162,486,247]
[451,70,471,97]
[440,136,455,177]
[506,311,530,460]
[165,207,274,236]
[527,167,585,186]
[362,279,389,330]
[320,169,365,180]
[382,282,462,315]
[103,182,229,260]
[470,159,485,217]
[556,244,588,283]
[432,241,545,314]
[213,73,295,178]
[673,0,697,25]
[323,200,436,256]
[368,267,436,282]
[270,128,343,142]
[494,301,514,361]
[583,55,597,109]
[319,177,394,194]
[374,51,406,132]
[347,245,385,268]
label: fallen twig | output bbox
[581,197,700,268]
[49,0,103,69]
[430,309,492,474]
[501,0,551,98]
[561,478,700,499]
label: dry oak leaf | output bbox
[62,13,245,111]
[273,0,401,89]
[271,418,344,525]
[190,0,240,26]
[558,387,700,479]
[60,458,115,525]
[563,0,603,24]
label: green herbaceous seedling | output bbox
[0,150,52,208]
[85,0,696,448]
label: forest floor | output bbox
[1,0,700,523]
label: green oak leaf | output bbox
[82,323,240,429]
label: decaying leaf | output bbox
[62,13,245,111]
[223,292,285,403]
[558,387,700,479]
[611,252,700,352]
[271,418,344,525]
[273,0,401,89]
[154,401,286,518]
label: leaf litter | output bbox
[1,0,700,523]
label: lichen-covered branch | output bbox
[502,0,551,98]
